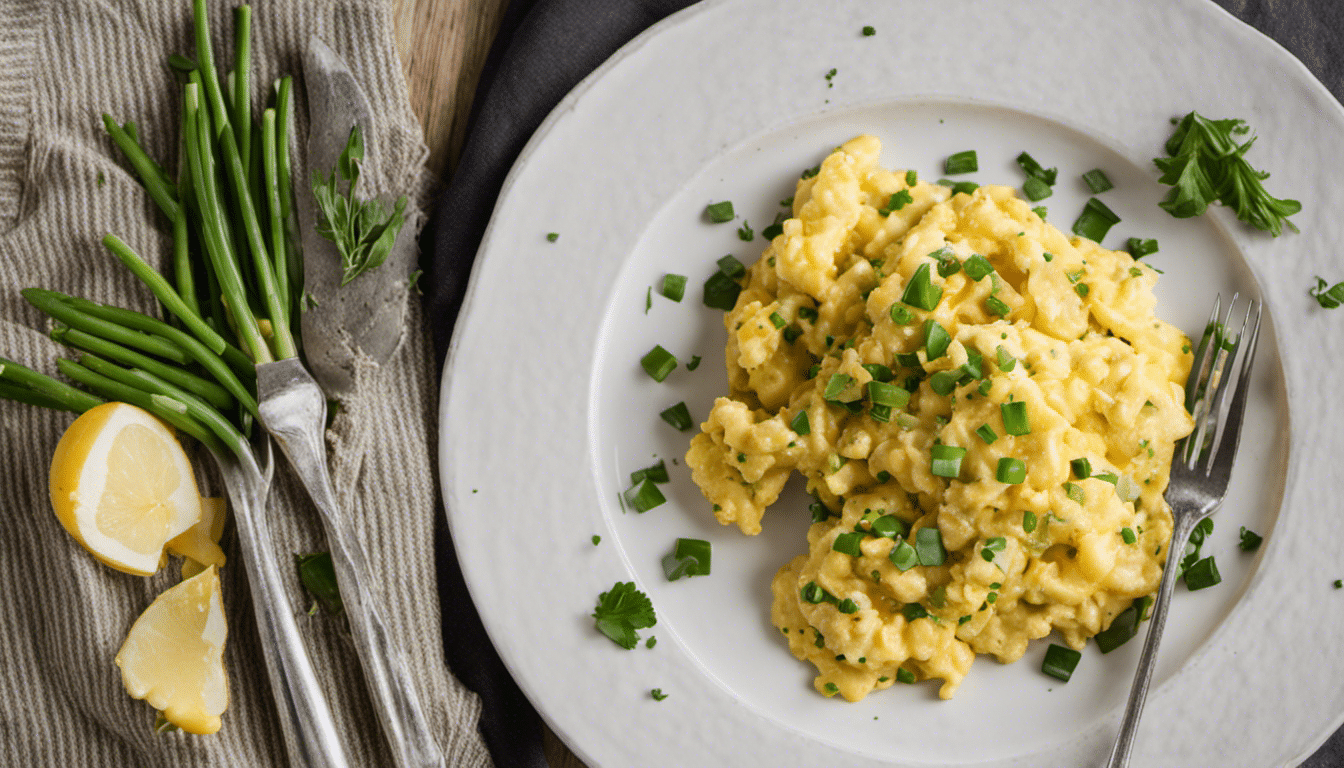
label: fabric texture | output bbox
[424,1,1344,767]
[0,1,491,766]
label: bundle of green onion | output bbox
[0,0,296,458]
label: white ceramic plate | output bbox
[439,2,1344,765]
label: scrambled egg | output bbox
[686,135,1194,700]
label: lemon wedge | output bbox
[116,565,229,734]
[170,496,227,579]
[49,402,203,576]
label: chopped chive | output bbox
[661,274,688,301]
[1042,251,1054,262]
[1082,169,1113,193]
[1022,510,1038,533]
[1071,458,1092,479]
[801,164,820,180]
[1042,644,1081,682]
[1239,526,1263,552]
[592,535,601,545]
[1095,598,1144,653]
[980,537,1007,562]
[928,369,965,396]
[896,667,916,684]
[915,527,945,565]
[944,150,978,175]
[801,581,828,604]
[995,345,1016,372]
[902,603,930,622]
[1094,472,1119,484]
[975,424,998,444]
[660,402,693,431]
[641,345,678,381]
[900,263,942,311]
[797,306,819,323]
[623,479,666,513]
[962,254,994,281]
[716,254,745,278]
[1075,283,1090,299]
[783,326,803,343]
[977,379,992,396]
[936,256,961,278]
[686,355,702,371]
[862,363,893,382]
[737,220,754,241]
[1000,401,1029,435]
[630,460,669,485]
[1072,197,1121,242]
[878,189,913,216]
[1185,556,1221,590]
[1126,238,1159,259]
[705,200,734,222]
[651,688,668,701]
[703,271,741,310]
[985,296,1011,317]
[1032,206,1048,220]
[837,598,859,614]
[662,538,712,580]
[867,381,910,408]
[762,211,788,239]
[996,457,1027,484]
[1023,176,1053,201]
[862,25,876,36]
[645,287,652,313]
[769,311,787,329]
[788,409,811,437]
[870,515,904,539]
[1121,527,1137,544]
[889,304,914,325]
[889,540,918,571]
[546,232,559,242]
[833,532,865,557]
[940,178,979,196]
[1016,152,1058,185]
[930,444,965,479]
[823,373,855,402]
[906,170,917,186]
[1063,482,1085,504]
[923,319,951,361]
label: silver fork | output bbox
[1105,294,1262,767]
[207,437,349,768]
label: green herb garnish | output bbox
[295,552,343,615]
[662,538,712,580]
[661,274,687,301]
[1082,168,1113,193]
[1071,197,1121,242]
[944,150,978,175]
[640,345,678,381]
[593,581,656,649]
[311,125,408,286]
[705,200,735,222]
[1042,644,1081,682]
[660,402,693,431]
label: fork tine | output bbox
[1180,295,1224,465]
[1208,301,1261,480]
[1187,293,1240,467]
[1201,298,1254,473]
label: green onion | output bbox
[1095,598,1144,653]
[623,479,666,513]
[975,424,998,444]
[546,232,559,242]
[995,345,1016,372]
[1072,197,1121,242]
[789,409,811,436]
[1094,472,1119,484]
[686,355,702,371]
[641,345,678,381]
[923,319,951,361]
[889,304,913,325]
[703,271,741,311]
[944,150,978,175]
[1126,238,1159,259]
[801,582,827,603]
[651,688,668,701]
[1239,526,1263,552]
[889,540,918,571]
[900,263,942,311]
[662,538,711,580]
[823,373,855,402]
[929,444,966,479]
[737,221,754,241]
[705,201,734,222]
[1063,482,1085,504]
[1042,252,1054,262]
[592,535,601,546]
[809,498,831,523]
[928,369,964,396]
[941,179,979,196]
[962,254,994,281]
[1016,152,1057,185]
[0,356,104,414]
[783,326,803,343]
[1042,644,1081,682]
[1082,168,1113,193]
[996,457,1026,484]
[980,537,1007,562]
[870,515,903,539]
[1075,283,1090,299]
[769,311,787,329]
[1022,510,1038,533]
[915,527,946,565]
[837,598,859,614]
[1032,206,1048,220]
[716,254,745,278]
[895,667,916,684]
[878,189,913,216]
[902,603,930,623]
[1071,458,1092,479]
[867,381,910,408]
[1185,556,1221,590]
[1023,176,1052,201]
[661,274,687,301]
[630,460,669,485]
[50,327,232,410]
[761,211,788,239]
[1121,527,1137,544]
[798,306,819,323]
[985,296,1011,317]
[660,402,693,431]
[1001,400,1030,435]
[833,532,865,557]
[978,379,992,396]
[862,25,876,36]
[862,363,893,382]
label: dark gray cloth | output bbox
[422,2,1344,766]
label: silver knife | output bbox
[253,36,444,768]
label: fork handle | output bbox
[1105,512,1202,767]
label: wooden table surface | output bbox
[390,1,586,766]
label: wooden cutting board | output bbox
[391,1,585,766]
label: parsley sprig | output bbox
[593,581,657,649]
[1154,111,1300,236]
[312,125,409,285]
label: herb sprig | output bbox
[312,125,409,285]
[593,581,657,649]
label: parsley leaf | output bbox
[1154,111,1299,236]
[311,125,409,285]
[1310,276,1344,309]
[592,581,657,649]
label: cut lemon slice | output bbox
[49,401,203,576]
[116,565,229,734]
[170,496,227,579]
